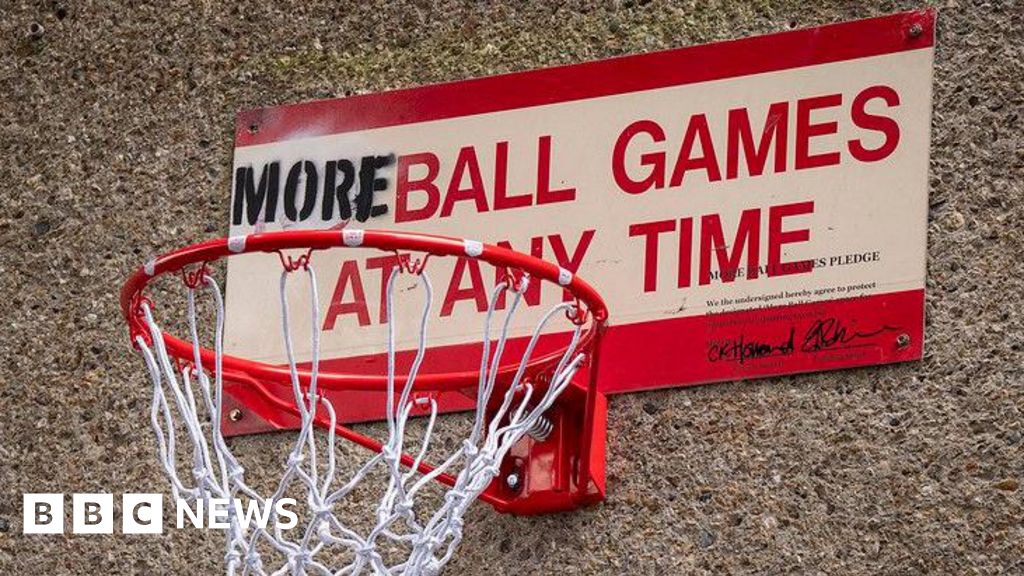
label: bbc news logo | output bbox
[22,494,297,534]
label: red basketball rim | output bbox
[121,229,609,393]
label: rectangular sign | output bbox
[224,10,934,428]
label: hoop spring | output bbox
[526,415,554,442]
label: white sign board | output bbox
[223,10,934,427]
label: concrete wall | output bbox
[0,1,1021,573]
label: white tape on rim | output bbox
[464,240,483,258]
[557,267,572,286]
[227,235,247,253]
[343,229,365,247]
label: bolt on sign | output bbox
[223,10,935,433]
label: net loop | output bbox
[392,250,432,275]
[181,262,211,289]
[499,266,530,293]
[565,297,591,326]
[276,247,314,272]
[128,294,156,348]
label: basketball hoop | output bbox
[121,229,608,574]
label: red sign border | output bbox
[236,9,934,147]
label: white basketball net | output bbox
[133,259,585,575]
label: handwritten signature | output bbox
[707,328,795,364]
[707,317,902,364]
[800,317,901,353]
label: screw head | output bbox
[228,408,243,422]
[505,472,521,492]
[896,333,911,348]
[908,23,923,38]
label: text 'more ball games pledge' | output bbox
[224,10,934,427]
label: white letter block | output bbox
[73,493,114,534]
[123,494,163,534]
[23,493,63,534]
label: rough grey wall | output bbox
[1,1,1021,574]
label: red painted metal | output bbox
[121,229,609,514]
